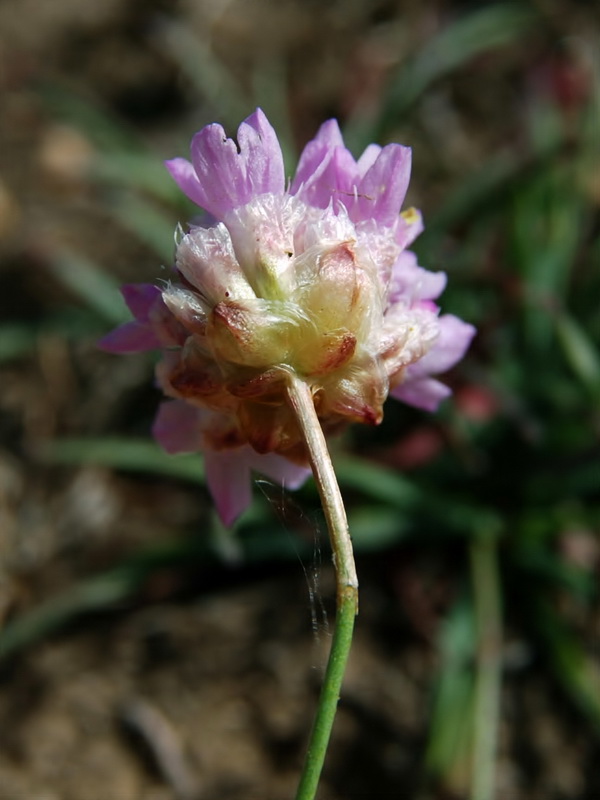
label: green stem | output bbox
[469,534,503,800]
[286,373,358,800]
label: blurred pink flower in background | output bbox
[100,109,475,524]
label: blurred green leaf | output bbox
[0,313,117,363]
[386,3,534,114]
[0,536,214,661]
[511,166,583,353]
[0,324,38,362]
[38,437,204,482]
[89,153,183,204]
[0,567,139,660]
[251,57,297,170]
[347,506,409,550]
[46,249,128,324]
[419,151,518,250]
[527,97,564,157]
[347,4,535,149]
[108,193,179,263]
[0,524,314,660]
[555,312,600,396]
[38,84,143,153]
[426,594,475,788]
[335,455,422,507]
[157,19,251,130]
[535,598,600,734]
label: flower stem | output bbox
[286,372,358,800]
[469,534,502,800]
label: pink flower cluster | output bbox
[100,110,475,524]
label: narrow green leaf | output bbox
[37,437,204,482]
[38,84,143,153]
[0,324,38,361]
[109,193,178,263]
[89,153,183,204]
[426,595,476,787]
[46,249,127,324]
[347,506,409,550]
[157,19,252,129]
[555,312,600,395]
[346,4,535,149]
[0,568,135,660]
[535,598,600,733]
[0,537,212,660]
[334,455,422,507]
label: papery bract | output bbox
[101,109,475,524]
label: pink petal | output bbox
[356,143,382,177]
[410,314,476,376]
[391,376,452,412]
[163,157,207,208]
[190,124,247,216]
[291,119,348,204]
[185,109,284,219]
[152,400,204,454]
[357,144,412,226]
[311,118,346,149]
[247,451,311,490]
[204,449,253,526]
[391,315,476,411]
[237,109,285,197]
[389,251,447,304]
[395,208,425,250]
[291,120,345,190]
[175,224,253,305]
[121,284,162,321]
[97,321,161,353]
[296,146,358,210]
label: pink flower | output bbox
[101,109,474,524]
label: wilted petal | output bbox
[176,224,255,305]
[381,306,440,377]
[162,285,207,334]
[293,201,356,254]
[224,195,302,296]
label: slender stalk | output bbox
[285,372,358,800]
[469,534,503,800]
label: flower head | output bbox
[100,109,475,524]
